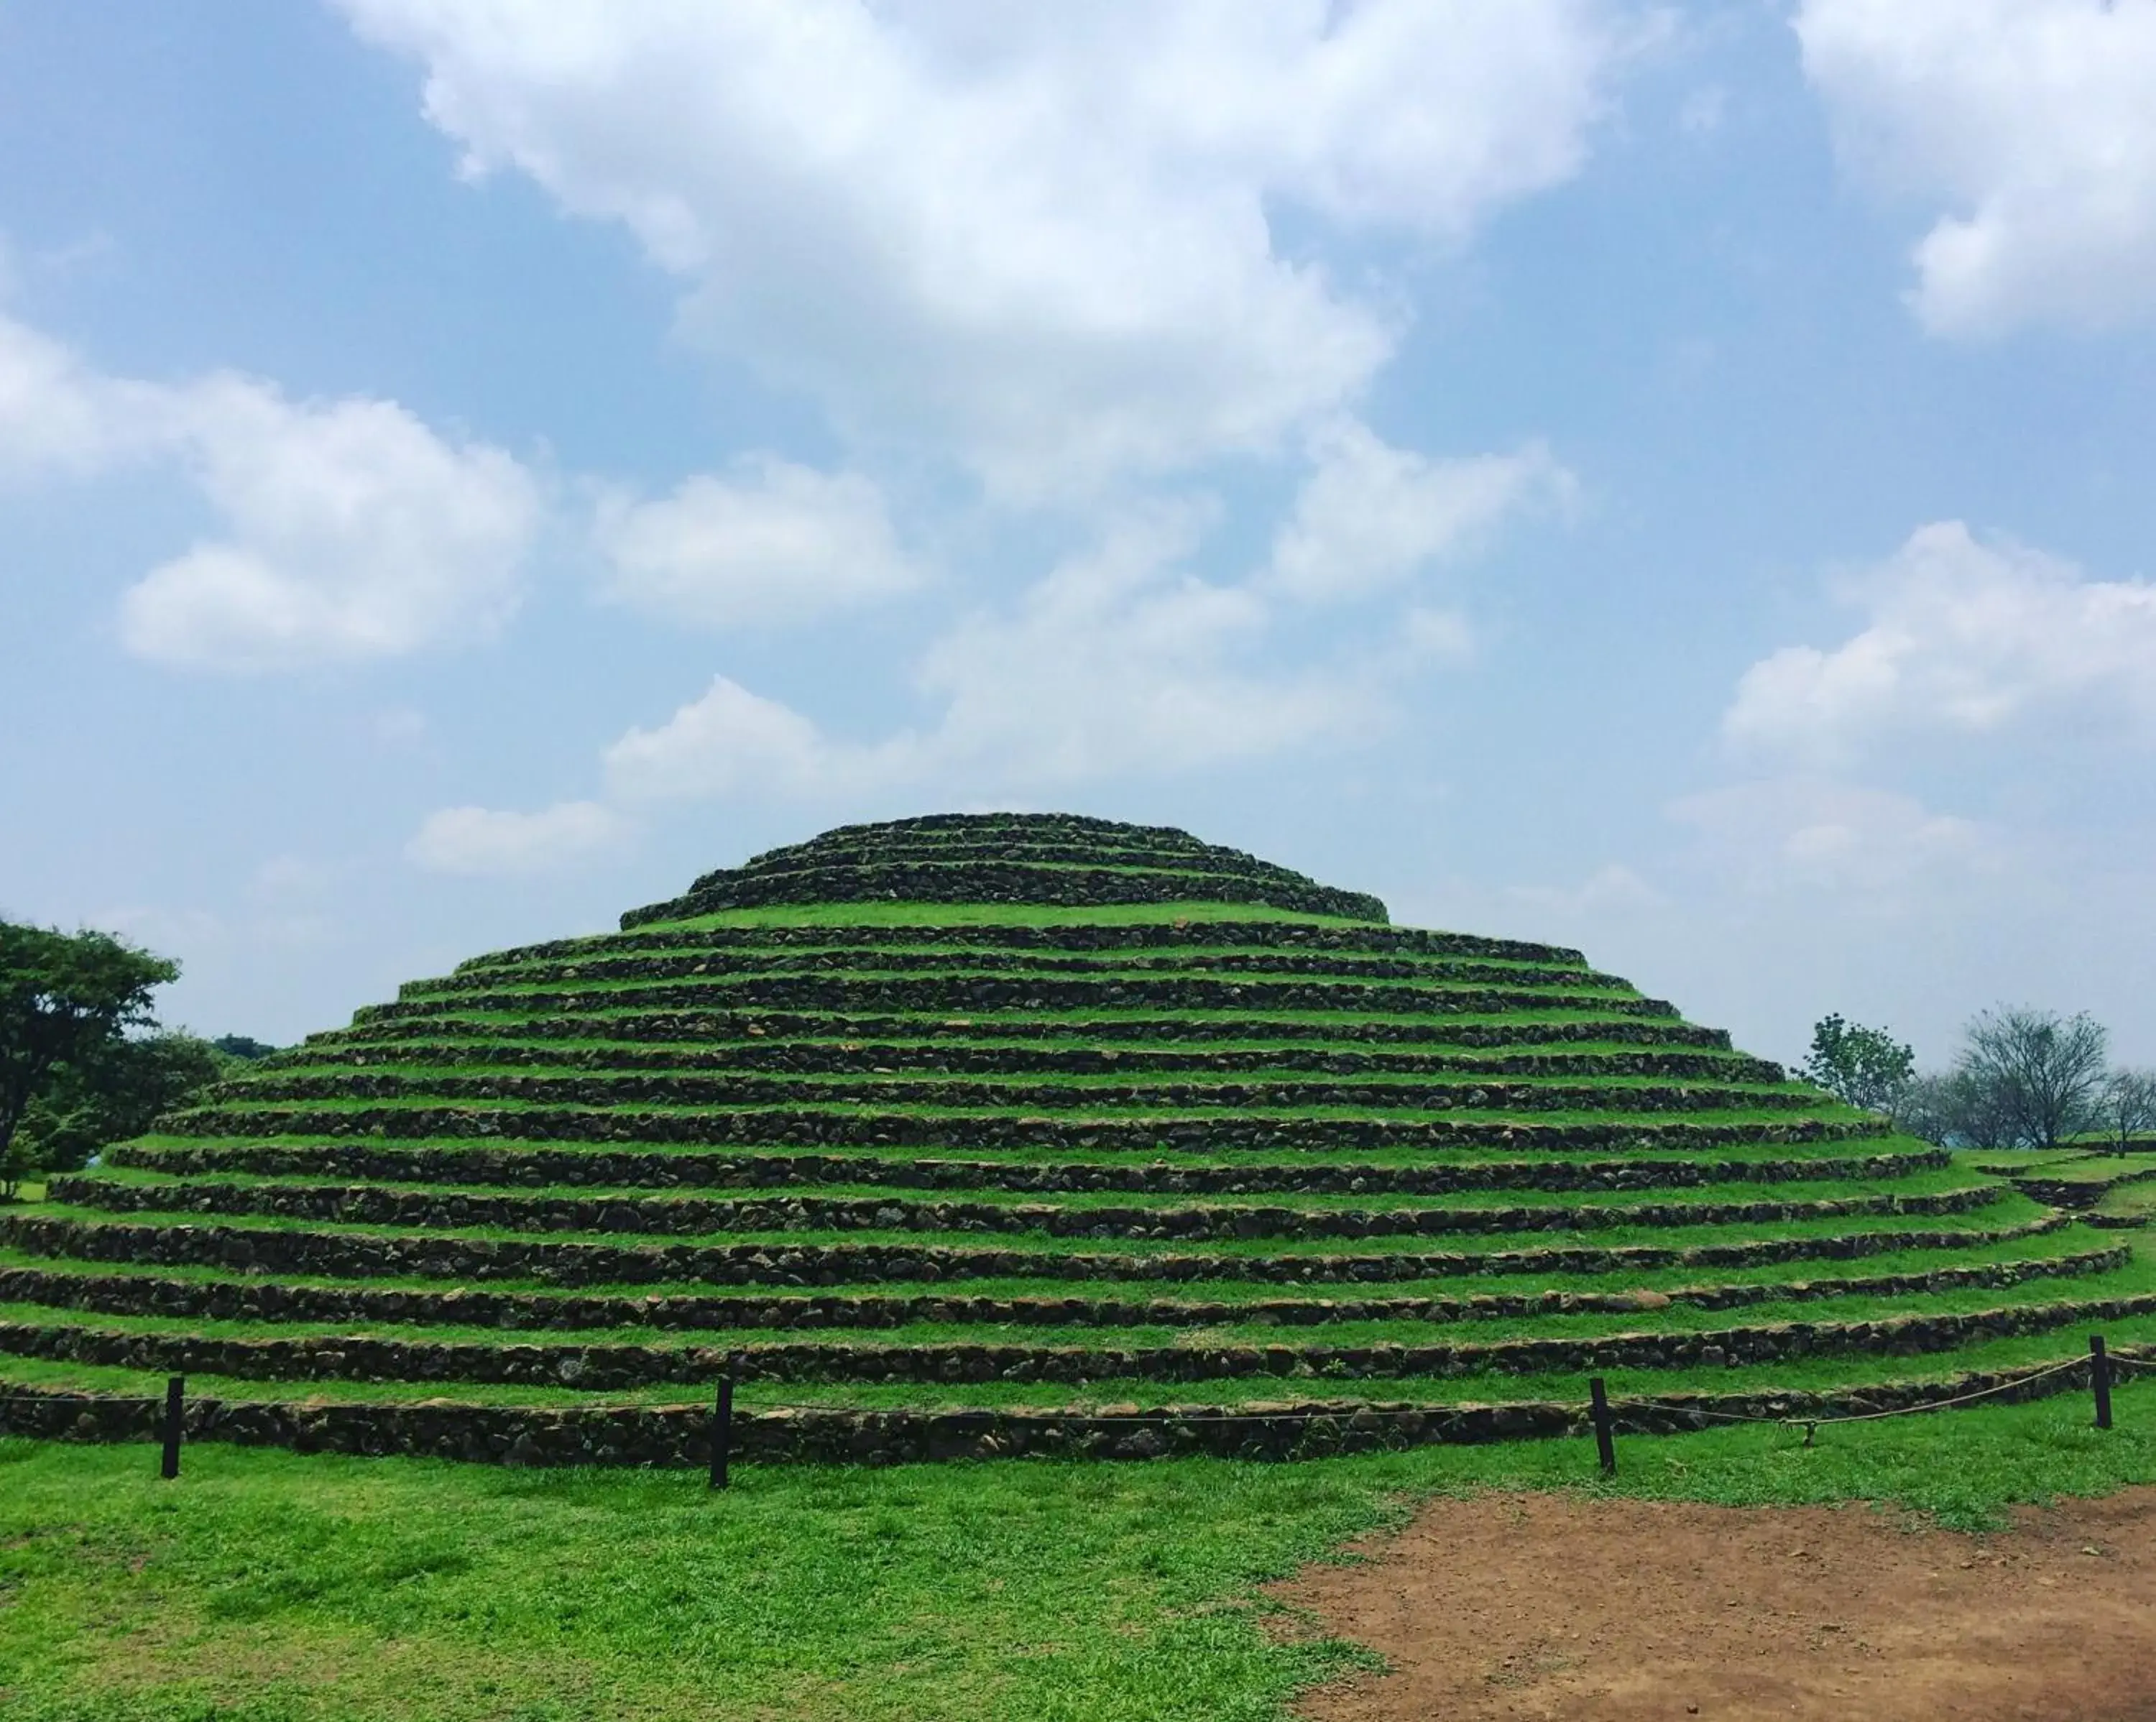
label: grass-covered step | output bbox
[6,1340,2144,1465]
[152,1102,1879,1152]
[708,819,1330,883]
[46,1167,1997,1242]
[216,1069,1820,1115]
[14,1227,2099,1307]
[622,821,1393,924]
[734,839,1310,879]
[0,1202,2060,1290]
[422,947,1613,995]
[2,1241,2119,1336]
[1963,1152,2156,1210]
[275,1037,1786,1082]
[21,1260,2131,1366]
[7,1275,2155,1389]
[626,859,1388,924]
[45,809,2107,1458]
[104,1138,1945,1197]
[310,1008,1739,1053]
[351,972,1667,1023]
[720,824,1294,868]
[46,1164,2001,1250]
[461,915,1585,970]
[10,1306,2147,1418]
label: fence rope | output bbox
[1631,1352,2099,1431]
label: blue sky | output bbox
[3,1,2153,1068]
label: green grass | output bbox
[0,1225,2104,1307]
[1961,1148,2094,1174]
[167,1097,1864,1133]
[70,1161,1979,1213]
[4,1251,2146,1363]
[7,1307,2154,1412]
[121,1128,1907,1175]
[2005,1156,2156,1184]
[655,899,1379,929]
[13,1192,2048,1269]
[243,1059,1810,1097]
[2099,1183,2156,1220]
[446,940,1603,980]
[279,1036,1778,1079]
[5,1383,2156,1722]
[333,1004,1703,1033]
[384,968,1649,1005]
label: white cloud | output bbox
[594,458,921,630]
[1265,420,1570,602]
[338,0,1628,492]
[1796,0,2156,334]
[0,309,543,671]
[1669,777,1992,895]
[1396,606,1478,665]
[405,800,632,876]
[916,502,1377,781]
[122,381,540,671]
[1504,862,1666,921]
[603,676,898,805]
[596,501,1377,806]
[1724,522,2156,764]
[0,313,161,478]
[439,438,1562,847]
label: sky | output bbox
[2,0,2153,1070]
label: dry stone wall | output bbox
[2,811,2125,1464]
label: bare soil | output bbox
[1271,1486,2156,1721]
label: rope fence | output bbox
[1606,1334,2147,1464]
[1,1335,2145,1483]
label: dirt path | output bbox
[1271,1487,2156,1721]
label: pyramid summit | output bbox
[0,814,2132,1466]
[622,811,1391,925]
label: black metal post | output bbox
[1588,1376,1616,1475]
[161,1375,185,1479]
[2092,1334,2113,1430]
[709,1364,734,1490]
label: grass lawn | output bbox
[5,1383,2156,1722]
[655,901,1379,930]
[2099,1182,2156,1220]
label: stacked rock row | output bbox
[621,811,1391,924]
[0,813,2145,1465]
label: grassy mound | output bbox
[1,813,2144,1463]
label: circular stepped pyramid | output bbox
[2,813,2148,1465]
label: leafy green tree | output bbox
[1800,1013,1915,1114]
[1,921,178,1194]
[11,1030,225,1179]
[211,1034,280,1062]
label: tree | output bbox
[1895,1067,2018,1149]
[10,1031,225,1180]
[211,1034,280,1062]
[1,921,177,1190]
[2101,1069,2156,1151]
[1800,1013,1915,1114]
[1955,1005,2109,1150]
[1893,1072,1964,1147]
